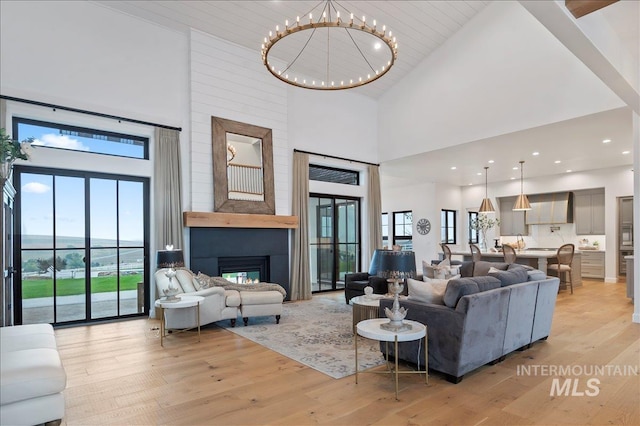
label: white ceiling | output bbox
[94,0,638,185]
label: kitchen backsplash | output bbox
[500,223,605,251]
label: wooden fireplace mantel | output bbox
[183,211,299,229]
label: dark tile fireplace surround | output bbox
[189,227,290,300]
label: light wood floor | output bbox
[54,279,639,425]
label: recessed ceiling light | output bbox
[510,177,516,180]
[554,160,561,164]
[532,152,540,156]
[488,160,494,164]
[451,166,457,170]
[512,166,518,170]
[477,172,482,176]
[602,139,611,144]
[566,169,572,173]
[622,150,630,155]
[374,42,382,50]
[468,183,473,186]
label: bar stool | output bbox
[547,243,575,294]
[470,243,482,262]
[502,244,517,264]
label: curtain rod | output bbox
[293,149,379,167]
[1,95,182,132]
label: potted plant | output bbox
[1,128,33,183]
[470,214,501,251]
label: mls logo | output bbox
[550,378,600,396]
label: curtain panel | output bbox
[154,128,184,255]
[367,164,383,256]
[290,151,312,300]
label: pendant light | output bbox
[478,166,495,213]
[513,160,532,211]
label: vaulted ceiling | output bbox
[95,1,638,185]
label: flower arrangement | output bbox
[470,214,500,250]
[470,214,500,232]
[1,128,33,180]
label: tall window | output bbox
[381,213,389,248]
[468,211,479,244]
[441,209,457,244]
[393,211,412,250]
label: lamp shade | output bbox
[479,198,495,213]
[375,250,416,280]
[156,249,184,269]
[513,193,532,211]
[368,249,384,276]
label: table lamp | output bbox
[376,249,416,331]
[156,245,184,302]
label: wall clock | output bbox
[417,218,431,235]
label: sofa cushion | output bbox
[473,275,503,292]
[527,269,548,281]
[176,269,197,293]
[489,266,529,287]
[473,261,508,277]
[443,278,480,308]
[224,290,241,307]
[407,276,459,305]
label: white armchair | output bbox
[155,269,240,328]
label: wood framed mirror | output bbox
[212,116,275,214]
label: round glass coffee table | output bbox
[154,295,204,346]
[355,318,428,400]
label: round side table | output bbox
[154,295,204,346]
[355,318,428,400]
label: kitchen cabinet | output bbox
[581,251,605,279]
[574,189,605,235]
[498,196,527,236]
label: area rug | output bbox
[217,294,386,379]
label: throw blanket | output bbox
[197,273,287,298]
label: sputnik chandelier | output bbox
[261,0,398,90]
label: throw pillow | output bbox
[194,272,213,289]
[527,269,548,281]
[489,266,529,287]
[407,277,448,305]
[422,258,457,279]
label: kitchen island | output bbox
[449,249,582,288]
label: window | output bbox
[381,213,389,248]
[468,211,479,244]
[393,211,412,250]
[309,165,359,185]
[13,117,148,159]
[441,209,457,244]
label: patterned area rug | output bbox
[217,293,386,379]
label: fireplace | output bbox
[218,256,269,283]
[189,227,290,299]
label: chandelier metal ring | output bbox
[261,7,398,90]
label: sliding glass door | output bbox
[309,194,360,292]
[14,168,149,325]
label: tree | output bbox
[64,252,84,269]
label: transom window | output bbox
[14,117,148,159]
[309,164,359,185]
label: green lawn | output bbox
[22,275,143,299]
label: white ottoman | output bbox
[239,291,284,326]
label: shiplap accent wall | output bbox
[189,29,290,215]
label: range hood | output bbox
[525,192,573,224]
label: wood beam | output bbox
[183,211,298,229]
[565,0,619,19]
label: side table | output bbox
[355,318,428,400]
[350,295,384,329]
[154,295,204,346]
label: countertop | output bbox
[451,250,560,258]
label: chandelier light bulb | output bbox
[285,20,288,28]
[309,13,313,23]
[350,13,354,24]
[296,16,300,25]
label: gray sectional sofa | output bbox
[379,261,560,383]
